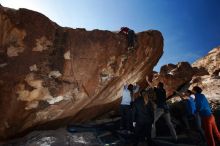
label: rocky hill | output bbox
[0,5,163,140]
[192,47,220,76]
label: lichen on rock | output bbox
[29,64,38,71]
[64,50,71,60]
[32,36,52,52]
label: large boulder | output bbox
[152,62,194,96]
[0,6,163,139]
[151,48,220,101]
[152,47,220,113]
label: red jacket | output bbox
[120,27,130,34]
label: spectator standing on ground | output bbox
[146,76,178,141]
[120,83,139,132]
[132,88,156,146]
[175,90,205,141]
[193,86,220,146]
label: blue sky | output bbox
[1,0,220,71]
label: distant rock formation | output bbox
[152,47,220,107]
[192,47,220,76]
[190,47,220,102]
[0,5,163,139]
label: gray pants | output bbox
[151,108,177,140]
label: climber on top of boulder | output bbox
[119,27,136,51]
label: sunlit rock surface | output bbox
[152,47,220,112]
[190,47,220,103]
[192,47,220,76]
[0,5,163,139]
[152,62,194,96]
[152,47,220,101]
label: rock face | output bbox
[152,62,194,96]
[0,6,163,139]
[192,47,220,76]
[190,75,220,101]
[152,47,220,109]
[152,47,220,100]
[190,47,220,102]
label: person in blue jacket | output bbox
[175,90,205,141]
[193,86,220,146]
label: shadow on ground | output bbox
[2,117,208,146]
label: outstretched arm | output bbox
[123,80,129,89]
[174,90,185,100]
[133,83,140,94]
[146,76,154,88]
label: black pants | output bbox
[120,105,132,130]
[133,122,152,146]
[128,30,135,47]
[186,114,206,141]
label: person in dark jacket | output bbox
[193,86,220,146]
[146,76,177,141]
[119,27,136,51]
[132,88,156,146]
